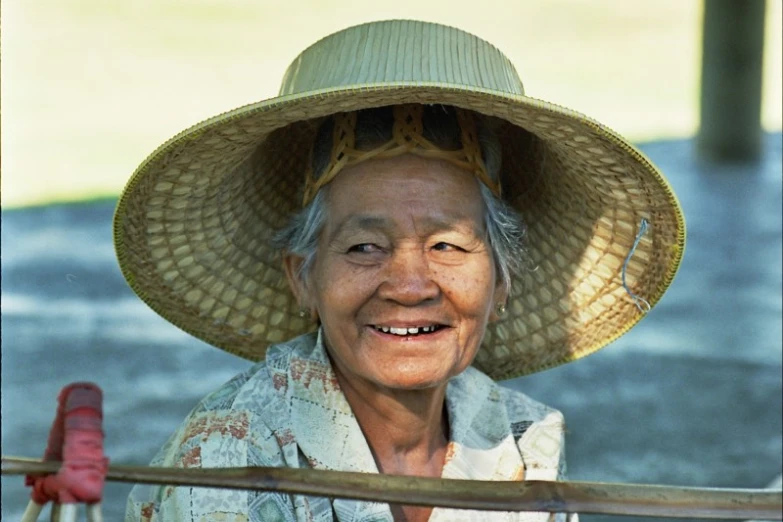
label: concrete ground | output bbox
[1,135,781,521]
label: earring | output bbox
[298,308,308,318]
[496,302,507,316]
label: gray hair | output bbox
[272,105,529,295]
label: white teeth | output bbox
[375,325,439,336]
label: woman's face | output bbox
[286,155,504,391]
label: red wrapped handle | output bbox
[25,382,109,505]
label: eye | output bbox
[432,242,464,252]
[347,243,383,254]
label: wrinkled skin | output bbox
[284,155,506,522]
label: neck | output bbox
[332,363,450,478]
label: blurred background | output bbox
[2,1,781,521]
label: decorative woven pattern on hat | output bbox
[302,104,499,205]
[114,19,685,380]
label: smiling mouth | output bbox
[372,325,446,337]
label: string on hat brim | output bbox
[622,218,652,314]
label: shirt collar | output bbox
[286,329,380,474]
[443,367,525,481]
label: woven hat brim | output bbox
[114,82,685,380]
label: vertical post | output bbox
[698,0,766,161]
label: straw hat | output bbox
[114,19,685,380]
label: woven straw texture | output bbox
[114,19,685,380]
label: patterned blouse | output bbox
[125,330,577,522]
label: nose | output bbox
[377,246,440,305]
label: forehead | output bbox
[324,155,486,233]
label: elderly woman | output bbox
[118,20,684,522]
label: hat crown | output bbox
[279,20,525,96]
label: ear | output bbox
[488,280,509,323]
[283,253,312,310]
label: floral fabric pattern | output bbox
[126,331,578,522]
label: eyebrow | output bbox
[327,215,391,242]
[328,214,484,242]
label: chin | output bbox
[381,378,443,391]
[372,362,458,391]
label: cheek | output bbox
[312,259,377,312]
[436,265,496,315]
